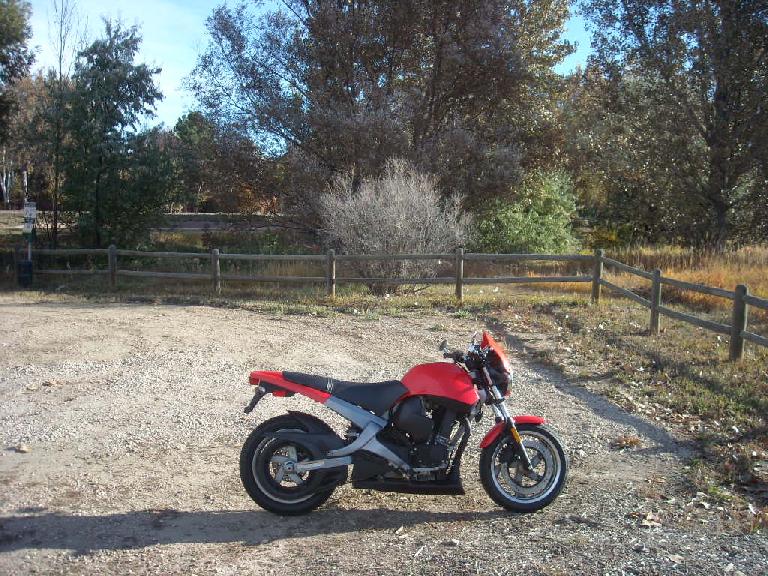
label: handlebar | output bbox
[443,350,465,362]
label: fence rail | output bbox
[465,275,592,284]
[12,244,768,361]
[656,305,732,335]
[34,248,108,256]
[599,278,651,308]
[600,256,655,280]
[116,249,209,259]
[660,276,736,300]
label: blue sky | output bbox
[27,1,592,128]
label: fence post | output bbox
[326,249,336,298]
[108,244,117,288]
[211,248,221,294]
[649,268,662,335]
[729,284,748,361]
[591,248,604,303]
[455,247,464,302]
[13,244,20,282]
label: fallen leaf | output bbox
[639,512,662,528]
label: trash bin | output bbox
[17,260,33,287]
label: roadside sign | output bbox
[23,201,36,221]
[23,201,36,237]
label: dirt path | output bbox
[0,296,765,575]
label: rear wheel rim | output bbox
[252,432,316,505]
[490,430,562,504]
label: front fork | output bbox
[489,386,533,471]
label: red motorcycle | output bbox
[241,331,568,515]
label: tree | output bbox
[172,112,216,211]
[172,112,274,213]
[2,73,51,210]
[191,0,573,226]
[581,0,768,248]
[472,169,579,253]
[0,0,33,143]
[0,0,33,206]
[62,20,169,247]
[48,0,81,246]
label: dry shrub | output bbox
[319,159,470,293]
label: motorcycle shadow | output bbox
[0,505,508,554]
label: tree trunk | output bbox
[94,154,103,248]
[711,196,729,252]
[705,80,732,251]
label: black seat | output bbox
[283,372,408,415]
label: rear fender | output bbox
[250,370,331,403]
[285,411,338,436]
[479,415,546,448]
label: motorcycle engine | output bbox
[392,397,449,470]
[392,397,433,443]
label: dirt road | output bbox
[0,295,765,575]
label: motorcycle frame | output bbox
[249,366,546,477]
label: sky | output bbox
[27,1,592,128]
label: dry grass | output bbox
[0,210,22,228]
[460,245,768,320]
[608,245,768,301]
[605,246,768,326]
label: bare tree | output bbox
[48,0,80,246]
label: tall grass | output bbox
[603,246,768,319]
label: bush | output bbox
[472,170,579,254]
[319,159,470,293]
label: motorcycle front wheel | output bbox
[480,423,568,512]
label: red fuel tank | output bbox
[400,362,479,409]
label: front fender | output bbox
[479,415,546,448]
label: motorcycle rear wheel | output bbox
[480,423,568,512]
[240,414,337,515]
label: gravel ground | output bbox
[0,295,766,575]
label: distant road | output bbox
[154,213,277,232]
[0,210,281,232]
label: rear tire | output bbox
[240,414,338,515]
[480,423,568,512]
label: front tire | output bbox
[480,423,568,512]
[240,414,338,515]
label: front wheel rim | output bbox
[490,430,562,504]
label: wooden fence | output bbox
[14,245,768,361]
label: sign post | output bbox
[18,201,36,287]
[23,201,36,258]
